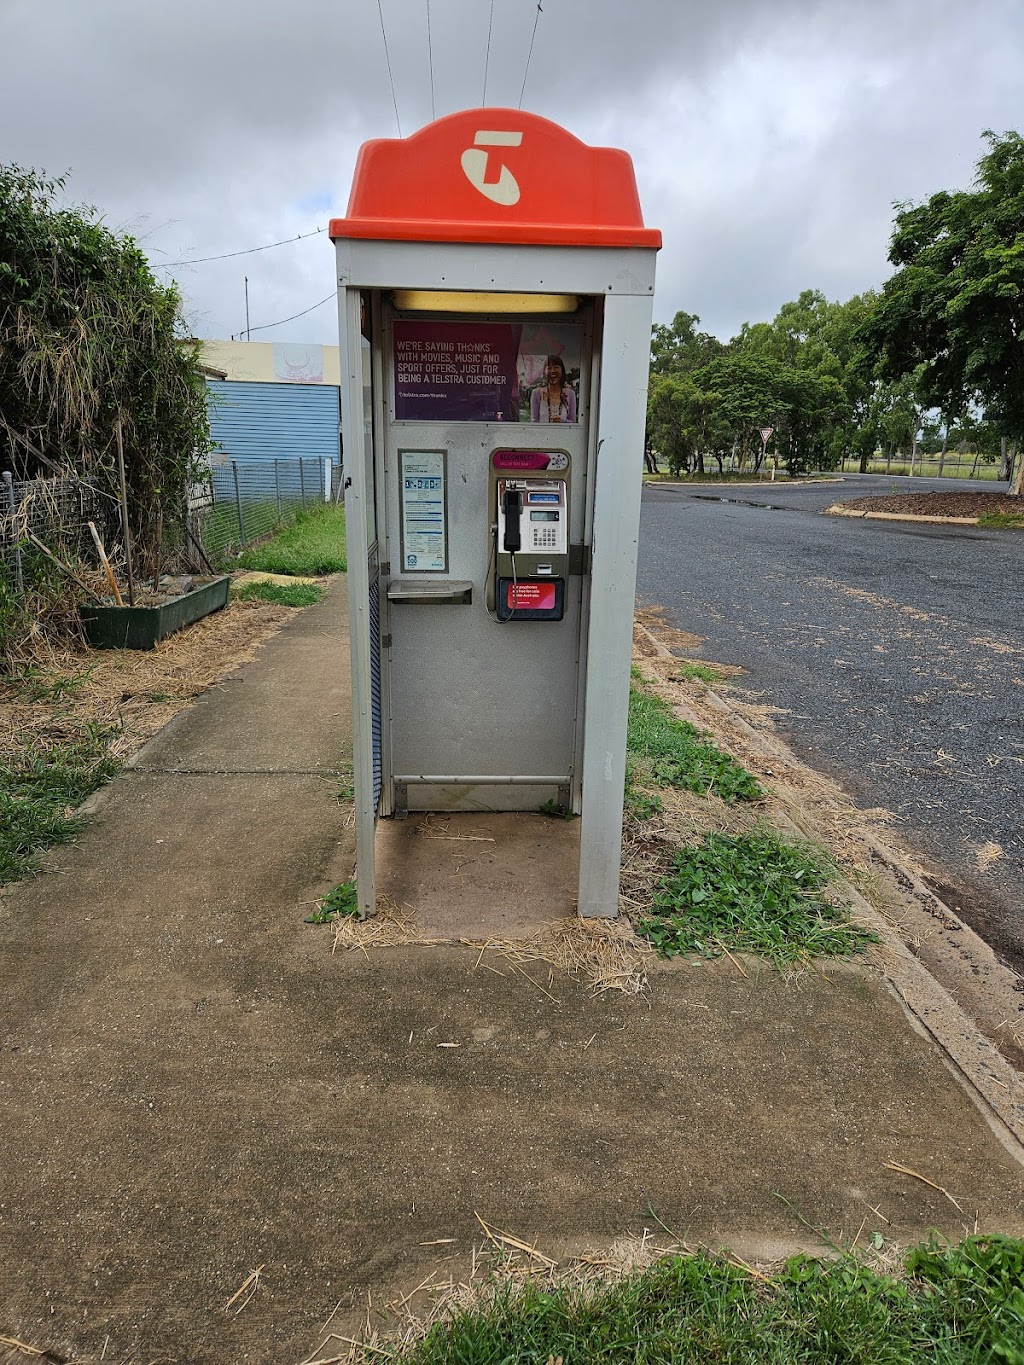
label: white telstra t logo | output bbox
[460,130,524,205]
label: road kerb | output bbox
[827,505,980,525]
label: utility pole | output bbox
[244,276,250,342]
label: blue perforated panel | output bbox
[369,570,382,814]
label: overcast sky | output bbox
[2,0,1021,346]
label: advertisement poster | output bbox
[393,321,581,424]
[399,449,447,572]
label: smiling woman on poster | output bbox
[531,355,577,424]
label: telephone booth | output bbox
[331,109,660,919]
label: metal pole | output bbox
[274,458,282,521]
[232,460,246,547]
[115,417,137,605]
[299,459,306,509]
[3,471,23,597]
[244,276,250,342]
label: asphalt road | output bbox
[636,474,1024,975]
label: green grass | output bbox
[0,725,120,883]
[234,504,347,576]
[978,510,1024,529]
[671,662,726,684]
[231,578,326,607]
[388,1237,1024,1364]
[4,666,93,702]
[637,829,876,965]
[626,675,763,806]
[846,459,1000,480]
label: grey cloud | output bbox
[2,0,1022,343]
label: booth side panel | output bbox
[578,291,655,918]
[337,284,378,917]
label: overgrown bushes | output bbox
[0,164,212,586]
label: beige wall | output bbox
[200,339,341,386]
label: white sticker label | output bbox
[400,450,447,572]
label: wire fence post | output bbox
[274,458,282,524]
[2,471,24,598]
[232,460,247,548]
[299,459,307,510]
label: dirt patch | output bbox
[834,491,1022,519]
[0,593,294,769]
[634,604,704,656]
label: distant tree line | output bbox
[648,130,1024,491]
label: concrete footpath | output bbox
[1,577,1023,1365]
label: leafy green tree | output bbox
[650,310,722,376]
[647,312,726,474]
[0,164,212,570]
[858,130,1024,486]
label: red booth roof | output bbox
[330,109,661,250]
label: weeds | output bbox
[305,880,359,924]
[233,504,347,576]
[626,676,762,805]
[538,797,576,820]
[232,578,325,608]
[336,764,355,804]
[637,830,876,965]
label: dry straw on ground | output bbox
[0,596,293,767]
[332,896,654,997]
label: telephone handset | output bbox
[502,488,522,553]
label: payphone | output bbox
[332,107,659,917]
[490,451,570,621]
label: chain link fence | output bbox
[1,471,118,598]
[1,457,339,600]
[190,457,338,562]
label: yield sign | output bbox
[759,426,774,444]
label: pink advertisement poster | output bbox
[393,321,581,424]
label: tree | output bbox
[0,164,212,570]
[858,130,1024,488]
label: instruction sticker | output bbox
[507,582,556,610]
[400,449,447,572]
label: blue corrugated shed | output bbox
[206,381,340,465]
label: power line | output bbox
[240,291,336,337]
[376,0,402,136]
[158,227,325,268]
[519,2,543,109]
[426,0,435,120]
[482,0,495,106]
